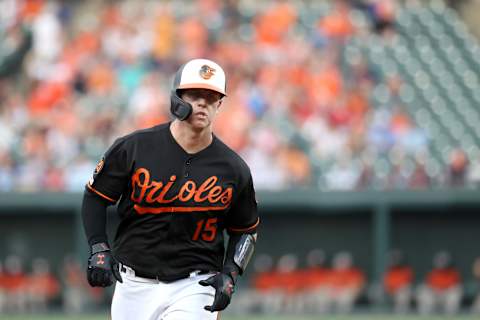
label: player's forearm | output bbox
[223,234,242,280]
[223,232,256,282]
[81,189,109,246]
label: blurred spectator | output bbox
[254,0,297,46]
[447,149,469,187]
[238,253,283,314]
[356,152,375,189]
[390,106,412,140]
[0,261,4,313]
[325,251,365,313]
[368,107,396,153]
[301,249,331,314]
[385,75,403,108]
[251,253,277,293]
[416,251,463,315]
[278,143,312,187]
[30,2,64,66]
[317,0,354,42]
[0,24,33,78]
[390,106,427,153]
[0,149,14,191]
[61,255,91,314]
[3,255,28,313]
[471,257,480,314]
[325,153,360,190]
[387,162,409,190]
[354,0,397,36]
[0,0,469,192]
[276,253,303,313]
[383,250,414,313]
[467,155,480,188]
[27,258,60,313]
[242,125,288,190]
[409,156,430,189]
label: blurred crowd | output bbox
[231,250,480,315]
[1,0,479,192]
[2,250,480,315]
[0,254,110,314]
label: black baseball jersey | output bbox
[86,122,259,281]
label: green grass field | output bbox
[0,315,478,320]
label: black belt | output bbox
[120,265,212,282]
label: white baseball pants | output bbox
[111,265,219,320]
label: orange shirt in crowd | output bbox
[252,270,279,293]
[384,266,413,294]
[278,146,312,186]
[317,4,354,39]
[346,90,369,121]
[301,267,330,291]
[277,270,304,294]
[29,273,60,298]
[309,65,343,107]
[255,2,297,45]
[214,102,252,151]
[390,111,412,135]
[2,272,28,293]
[152,7,175,60]
[20,0,44,20]
[28,82,70,115]
[87,63,116,95]
[426,268,461,291]
[327,268,365,292]
[0,271,5,291]
[178,17,208,57]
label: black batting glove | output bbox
[199,272,235,312]
[87,242,123,287]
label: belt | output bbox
[120,264,213,282]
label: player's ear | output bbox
[216,100,223,112]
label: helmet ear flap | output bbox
[170,90,192,121]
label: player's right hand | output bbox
[87,243,123,287]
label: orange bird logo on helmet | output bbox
[199,65,216,80]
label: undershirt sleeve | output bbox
[81,189,112,246]
[226,174,259,234]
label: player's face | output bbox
[181,89,223,130]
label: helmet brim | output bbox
[177,83,226,96]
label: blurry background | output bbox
[0,0,480,318]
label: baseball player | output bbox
[81,58,259,319]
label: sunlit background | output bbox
[0,0,480,319]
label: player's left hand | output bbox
[199,272,235,312]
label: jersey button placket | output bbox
[184,158,192,178]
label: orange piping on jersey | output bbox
[228,217,260,232]
[133,204,230,214]
[86,183,117,203]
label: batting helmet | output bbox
[170,58,227,121]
